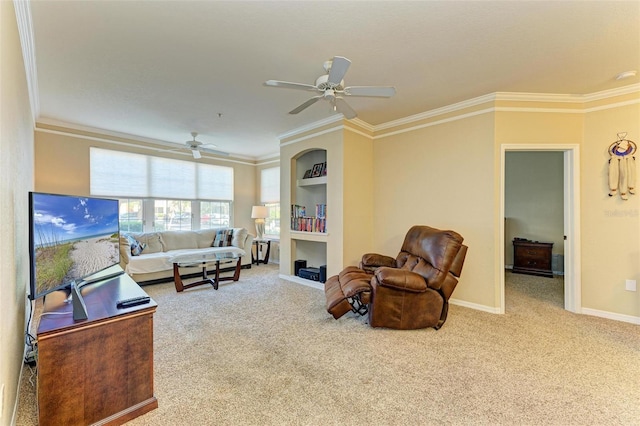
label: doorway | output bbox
[499,144,581,314]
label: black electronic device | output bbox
[294,260,307,276]
[319,265,327,283]
[298,267,320,281]
[116,296,151,309]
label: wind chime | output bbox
[608,132,636,200]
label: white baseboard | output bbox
[449,298,501,314]
[581,307,640,325]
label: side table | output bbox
[252,239,273,265]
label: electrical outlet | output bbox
[625,279,637,292]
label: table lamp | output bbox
[251,205,268,240]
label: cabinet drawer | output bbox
[512,239,554,277]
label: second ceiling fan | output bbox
[173,132,228,159]
[264,56,395,119]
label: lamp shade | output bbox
[251,205,268,219]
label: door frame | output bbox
[499,144,581,314]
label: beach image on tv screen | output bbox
[32,194,119,295]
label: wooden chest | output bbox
[512,239,554,278]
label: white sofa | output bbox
[119,228,254,283]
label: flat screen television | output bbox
[28,192,121,300]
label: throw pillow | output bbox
[123,234,146,256]
[212,229,234,247]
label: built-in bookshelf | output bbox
[290,149,327,274]
[280,122,374,284]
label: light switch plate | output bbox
[625,279,637,291]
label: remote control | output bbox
[117,296,150,309]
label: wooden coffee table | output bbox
[169,249,244,292]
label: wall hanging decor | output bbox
[608,132,636,200]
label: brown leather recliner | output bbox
[324,225,467,330]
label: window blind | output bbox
[90,147,233,200]
[261,167,280,203]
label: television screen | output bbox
[29,192,120,300]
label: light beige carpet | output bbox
[16,267,640,425]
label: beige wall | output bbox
[1,1,34,422]
[505,151,564,266]
[581,102,639,318]
[34,130,257,232]
[373,111,497,308]
[342,128,374,267]
[496,100,639,318]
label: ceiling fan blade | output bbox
[334,98,357,119]
[191,149,201,159]
[343,86,396,98]
[327,56,351,85]
[264,80,318,92]
[289,96,322,115]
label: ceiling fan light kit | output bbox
[265,56,396,119]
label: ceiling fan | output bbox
[264,56,396,119]
[171,132,228,159]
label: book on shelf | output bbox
[291,204,306,218]
[290,204,327,233]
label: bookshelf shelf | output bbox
[291,231,328,242]
[297,176,327,187]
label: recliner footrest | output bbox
[324,266,372,319]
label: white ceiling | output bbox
[27,1,640,160]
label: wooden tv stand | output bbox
[36,270,158,426]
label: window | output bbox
[90,148,233,200]
[261,167,280,237]
[91,148,235,233]
[154,200,192,231]
[119,199,143,233]
[264,202,280,236]
[117,199,231,233]
[200,201,231,229]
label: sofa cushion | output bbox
[161,230,199,251]
[231,227,248,248]
[213,228,234,247]
[132,232,164,254]
[195,229,218,249]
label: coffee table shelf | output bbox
[169,249,245,292]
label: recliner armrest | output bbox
[374,267,427,293]
[360,253,396,273]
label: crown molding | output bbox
[279,124,343,147]
[582,83,640,102]
[35,119,257,165]
[256,152,280,166]
[374,93,497,131]
[372,84,640,133]
[276,114,344,140]
[349,117,374,133]
[37,117,180,146]
[14,0,39,122]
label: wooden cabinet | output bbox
[512,239,554,278]
[37,271,157,425]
